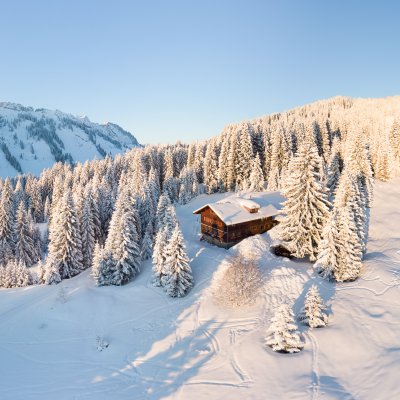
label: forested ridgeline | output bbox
[0,96,399,289]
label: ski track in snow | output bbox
[306,331,320,400]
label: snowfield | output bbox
[1,180,400,399]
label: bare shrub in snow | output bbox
[213,255,263,308]
[96,336,109,352]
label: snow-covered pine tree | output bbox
[155,193,171,232]
[140,184,156,232]
[235,126,253,190]
[92,246,115,286]
[46,190,84,280]
[0,192,15,264]
[163,204,178,234]
[161,225,193,297]
[311,120,324,158]
[152,228,168,287]
[217,135,230,191]
[389,119,400,169]
[148,166,161,204]
[1,259,32,288]
[13,179,26,213]
[226,132,238,191]
[44,196,51,222]
[346,129,374,207]
[141,222,154,260]
[263,130,272,181]
[43,255,62,285]
[298,284,328,328]
[14,260,32,287]
[14,202,36,267]
[2,178,15,218]
[334,171,368,254]
[203,141,219,194]
[280,144,331,261]
[314,207,342,281]
[111,208,141,285]
[29,181,44,222]
[249,153,264,191]
[81,197,96,269]
[335,203,363,281]
[192,176,199,197]
[267,126,288,191]
[102,189,141,285]
[193,143,205,184]
[86,186,102,244]
[28,212,43,262]
[327,151,341,196]
[265,304,304,353]
[37,259,45,284]
[375,138,392,182]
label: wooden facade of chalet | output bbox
[194,205,277,248]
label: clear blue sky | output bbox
[1,1,399,144]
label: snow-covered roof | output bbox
[193,191,283,226]
[238,199,260,210]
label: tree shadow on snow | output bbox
[90,305,224,399]
[318,375,355,400]
[86,239,227,399]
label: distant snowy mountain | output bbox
[0,102,140,177]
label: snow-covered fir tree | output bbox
[155,193,171,232]
[1,259,32,288]
[249,153,264,191]
[298,284,328,328]
[92,245,115,286]
[141,223,154,260]
[334,171,368,254]
[265,304,304,353]
[44,196,51,222]
[335,204,363,281]
[315,181,363,283]
[161,225,193,297]
[314,208,341,281]
[43,255,61,285]
[327,150,342,196]
[0,191,15,264]
[81,197,96,269]
[163,204,178,234]
[235,126,253,190]
[14,202,36,267]
[101,189,141,285]
[152,228,168,287]
[389,118,400,169]
[46,190,84,281]
[203,141,219,194]
[280,144,331,260]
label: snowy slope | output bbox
[0,102,140,177]
[1,181,400,399]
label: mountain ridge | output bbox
[0,102,141,177]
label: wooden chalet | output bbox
[193,192,282,248]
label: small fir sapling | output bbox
[265,304,304,353]
[298,284,328,328]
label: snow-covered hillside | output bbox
[0,102,140,177]
[1,179,400,399]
